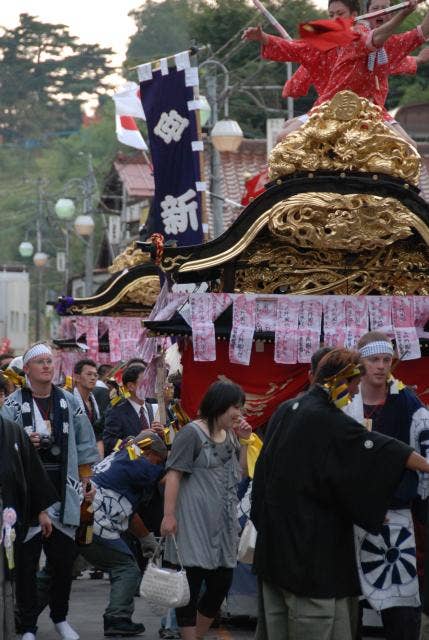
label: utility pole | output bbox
[35,180,44,341]
[83,154,96,297]
[205,72,225,239]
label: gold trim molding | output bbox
[269,91,421,185]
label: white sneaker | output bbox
[22,633,36,640]
[54,621,80,640]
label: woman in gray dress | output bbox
[160,380,252,640]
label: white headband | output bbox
[23,343,53,366]
[359,341,394,359]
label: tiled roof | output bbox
[114,158,154,198]
[203,139,267,234]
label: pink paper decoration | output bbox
[392,297,420,360]
[323,297,346,348]
[297,298,322,363]
[414,297,429,339]
[190,295,216,361]
[275,297,299,364]
[368,296,393,335]
[229,295,256,365]
[344,297,369,348]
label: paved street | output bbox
[37,574,256,640]
[36,574,382,640]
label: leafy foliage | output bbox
[0,14,115,143]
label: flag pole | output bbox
[251,0,292,40]
[356,0,424,21]
[251,0,294,118]
[127,45,208,72]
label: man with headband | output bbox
[251,347,429,640]
[1,342,99,640]
[345,331,429,640]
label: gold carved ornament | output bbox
[70,275,161,315]
[108,241,150,274]
[269,91,421,185]
[234,239,429,296]
[267,193,418,251]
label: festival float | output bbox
[57,89,429,420]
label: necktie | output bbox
[139,405,149,430]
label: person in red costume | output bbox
[242,0,429,143]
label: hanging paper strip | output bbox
[60,317,75,340]
[414,297,429,339]
[60,351,81,379]
[138,57,204,246]
[74,317,99,360]
[323,297,346,347]
[190,295,216,361]
[392,297,421,360]
[275,297,299,364]
[297,298,322,363]
[119,318,143,361]
[344,297,369,348]
[106,318,122,363]
[255,298,277,332]
[229,295,256,365]
[368,296,393,335]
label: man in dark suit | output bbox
[103,365,163,456]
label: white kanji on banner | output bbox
[160,189,198,234]
[154,110,189,143]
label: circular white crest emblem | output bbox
[364,440,374,450]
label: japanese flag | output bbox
[112,82,145,120]
[115,115,148,150]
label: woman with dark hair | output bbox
[160,380,251,640]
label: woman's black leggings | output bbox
[175,566,234,628]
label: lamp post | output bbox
[74,214,95,297]
[54,197,76,290]
[200,59,244,239]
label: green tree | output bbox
[0,14,115,143]
[124,0,323,137]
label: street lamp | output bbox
[211,118,243,153]
[74,214,95,297]
[74,214,95,236]
[19,241,34,258]
[54,198,76,221]
[33,252,49,268]
[200,59,244,238]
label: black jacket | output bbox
[103,399,155,456]
[252,386,413,599]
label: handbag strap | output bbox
[151,534,186,570]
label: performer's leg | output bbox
[43,527,78,624]
[259,580,290,640]
[15,533,43,634]
[380,606,421,640]
[287,593,353,640]
[80,540,141,621]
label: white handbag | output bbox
[237,518,257,564]
[140,535,190,610]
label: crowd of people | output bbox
[0,330,429,640]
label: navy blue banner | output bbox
[140,67,204,247]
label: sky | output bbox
[0,1,142,85]
[1,1,326,77]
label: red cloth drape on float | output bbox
[180,340,429,430]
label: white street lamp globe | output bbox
[199,95,211,127]
[55,198,76,220]
[33,252,49,267]
[211,119,243,152]
[19,241,34,258]
[74,214,95,236]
